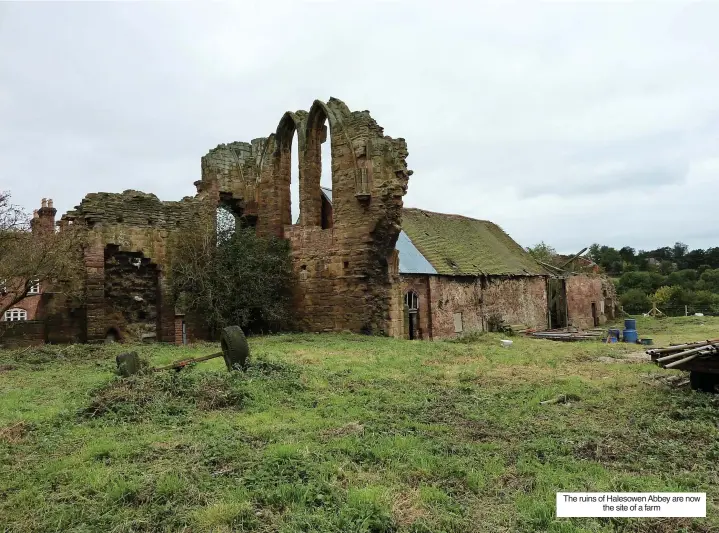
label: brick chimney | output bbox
[31,198,57,234]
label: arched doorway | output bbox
[404,291,419,340]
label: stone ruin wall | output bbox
[52,97,411,341]
[60,191,205,342]
[565,273,619,329]
[198,98,411,336]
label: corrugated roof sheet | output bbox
[401,208,547,276]
[396,230,438,274]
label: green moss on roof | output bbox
[401,208,548,276]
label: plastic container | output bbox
[640,338,653,345]
[623,329,639,343]
[608,328,621,340]
[500,339,513,347]
[624,318,637,330]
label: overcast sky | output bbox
[1,1,718,254]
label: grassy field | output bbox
[1,317,718,532]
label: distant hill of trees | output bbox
[527,241,719,316]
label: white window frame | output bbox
[27,279,40,294]
[404,291,419,312]
[3,308,28,321]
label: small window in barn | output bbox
[299,264,308,281]
[404,291,419,311]
[453,312,463,333]
[27,280,40,294]
[4,308,27,321]
[343,261,349,269]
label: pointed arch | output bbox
[304,100,340,228]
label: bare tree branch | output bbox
[0,191,86,323]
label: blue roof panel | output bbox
[319,187,435,275]
[396,230,437,275]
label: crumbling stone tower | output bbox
[198,98,412,336]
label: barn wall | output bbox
[566,274,612,329]
[426,275,548,339]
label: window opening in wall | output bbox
[591,302,599,327]
[105,328,120,344]
[4,308,27,321]
[291,129,300,225]
[320,124,332,191]
[404,291,419,340]
[355,168,370,198]
[216,206,236,240]
[453,312,463,334]
[27,280,40,294]
[404,291,418,311]
[306,105,334,230]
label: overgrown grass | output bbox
[1,317,718,532]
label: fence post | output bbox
[685,305,688,316]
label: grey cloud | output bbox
[1,1,719,253]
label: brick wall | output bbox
[0,293,42,321]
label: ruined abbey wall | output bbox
[42,98,411,343]
[199,98,411,336]
[59,191,205,342]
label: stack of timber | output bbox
[531,327,603,342]
[649,339,719,370]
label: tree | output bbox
[526,241,557,264]
[667,269,698,290]
[697,268,719,293]
[672,241,688,260]
[647,246,673,262]
[0,191,86,322]
[620,289,651,315]
[617,271,667,295]
[618,246,636,263]
[706,248,719,269]
[685,249,707,270]
[167,213,295,336]
[588,244,623,274]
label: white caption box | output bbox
[557,492,706,518]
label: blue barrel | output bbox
[624,318,637,330]
[623,329,639,343]
[608,328,621,340]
